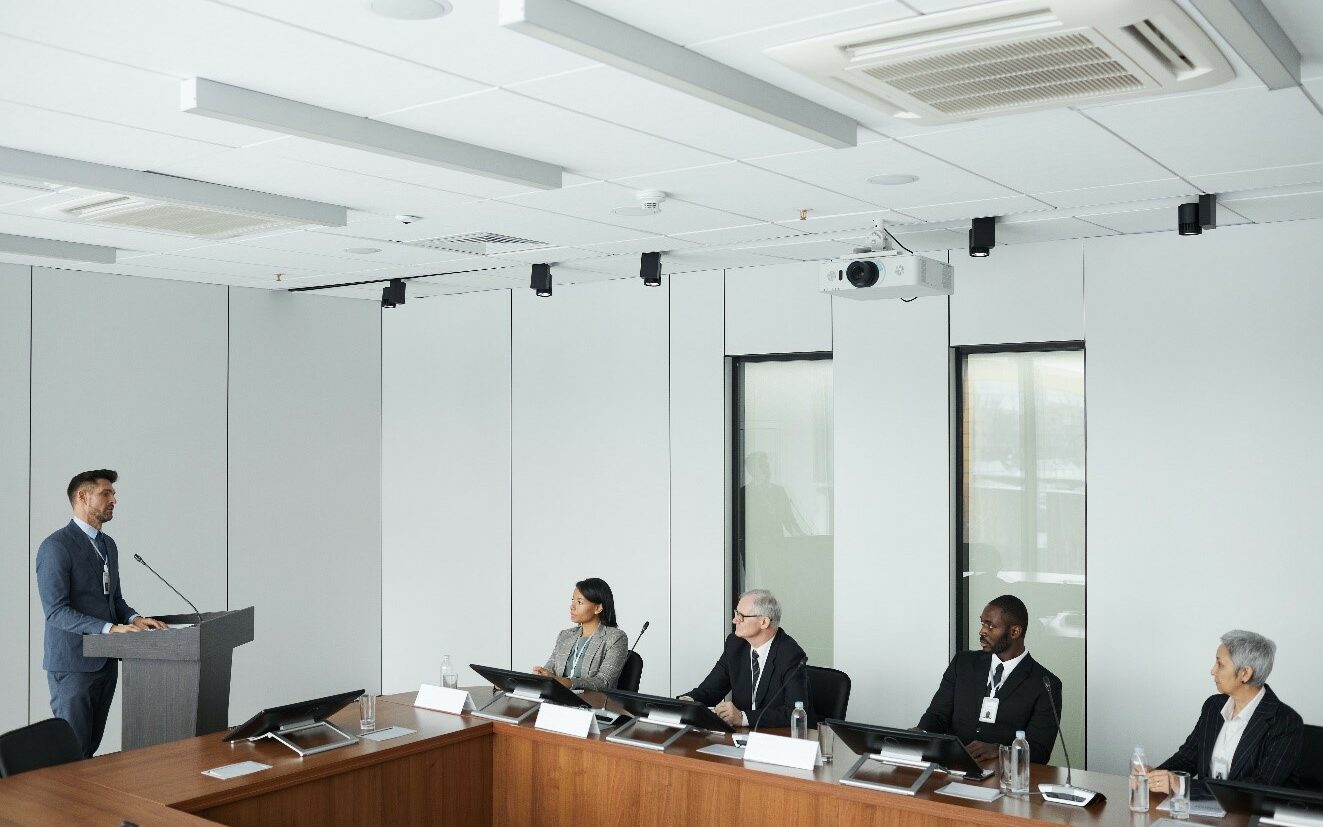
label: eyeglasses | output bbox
[732,609,763,621]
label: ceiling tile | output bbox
[119,252,323,281]
[669,224,809,247]
[896,195,1051,223]
[578,236,699,255]
[0,209,203,254]
[1221,188,1323,223]
[730,237,863,261]
[1190,161,1323,195]
[381,89,724,180]
[312,200,647,248]
[770,210,916,234]
[1084,87,1323,178]
[0,0,484,115]
[1034,179,1198,210]
[571,0,891,47]
[229,229,483,266]
[616,162,877,223]
[884,227,967,252]
[501,180,753,235]
[1077,198,1252,234]
[748,140,1018,209]
[0,182,57,207]
[901,110,1175,193]
[993,216,1117,245]
[510,66,826,160]
[641,248,800,273]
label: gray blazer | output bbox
[543,625,629,691]
[36,520,138,672]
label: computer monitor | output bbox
[599,688,733,751]
[1208,779,1323,827]
[223,688,364,757]
[824,718,988,795]
[469,663,591,724]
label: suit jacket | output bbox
[36,520,138,672]
[1158,686,1302,786]
[687,629,812,729]
[918,650,1062,762]
[543,625,629,692]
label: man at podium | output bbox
[36,470,167,757]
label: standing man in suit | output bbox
[36,470,166,757]
[681,588,811,728]
[917,594,1062,762]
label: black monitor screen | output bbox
[223,688,364,742]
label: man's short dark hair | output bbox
[67,469,117,505]
[987,594,1029,636]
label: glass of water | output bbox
[358,693,376,733]
[1169,771,1191,820]
[998,744,1014,796]
[817,724,835,764]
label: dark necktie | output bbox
[94,533,108,562]
[750,650,762,696]
[988,662,1004,695]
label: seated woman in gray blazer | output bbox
[531,577,629,691]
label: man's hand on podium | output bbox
[131,617,168,631]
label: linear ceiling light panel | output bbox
[1190,0,1300,89]
[0,232,117,264]
[0,146,345,229]
[499,0,857,149]
[182,78,564,190]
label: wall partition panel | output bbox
[832,294,951,726]
[0,264,31,735]
[381,290,511,692]
[950,241,1084,346]
[1085,219,1323,773]
[668,270,728,691]
[27,268,228,753]
[227,290,381,719]
[510,279,670,694]
[725,262,832,356]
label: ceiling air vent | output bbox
[766,0,1232,124]
[406,232,550,256]
[45,191,307,238]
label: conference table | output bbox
[0,688,1235,827]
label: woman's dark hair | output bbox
[575,577,618,628]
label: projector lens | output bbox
[845,260,880,288]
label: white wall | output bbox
[509,279,671,693]
[381,290,511,691]
[950,242,1083,345]
[0,264,30,736]
[26,268,229,753]
[227,289,381,715]
[1085,219,1323,772]
[725,262,832,356]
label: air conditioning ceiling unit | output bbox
[39,189,311,239]
[767,0,1233,124]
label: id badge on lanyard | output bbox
[102,565,110,596]
[979,696,1000,723]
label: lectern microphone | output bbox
[132,554,202,623]
[1038,675,1099,807]
[630,621,650,652]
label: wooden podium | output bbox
[83,607,255,750]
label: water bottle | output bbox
[440,655,458,689]
[1010,730,1031,796]
[1130,746,1150,812]
[790,701,807,739]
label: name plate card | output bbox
[743,731,822,771]
[534,703,601,739]
[415,683,475,715]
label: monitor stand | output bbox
[840,753,938,796]
[256,719,358,757]
[605,709,689,751]
[473,689,543,724]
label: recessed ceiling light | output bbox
[345,247,382,255]
[866,174,919,186]
[369,0,452,20]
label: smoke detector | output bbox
[612,190,667,217]
[767,0,1233,124]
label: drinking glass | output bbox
[1170,771,1191,820]
[817,724,835,764]
[998,744,1014,796]
[358,693,377,733]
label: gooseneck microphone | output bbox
[750,655,808,733]
[1037,675,1099,807]
[133,554,201,623]
[630,621,650,652]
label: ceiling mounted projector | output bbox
[820,254,953,299]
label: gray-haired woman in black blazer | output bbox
[1148,630,1302,792]
[531,577,629,692]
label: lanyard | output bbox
[568,630,596,676]
[89,535,110,596]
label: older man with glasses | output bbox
[680,588,811,728]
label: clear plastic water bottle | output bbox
[440,655,459,689]
[1130,745,1150,812]
[1011,730,1031,796]
[790,701,807,739]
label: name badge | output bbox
[102,567,110,595]
[979,696,1000,723]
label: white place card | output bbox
[743,731,822,771]
[534,703,600,739]
[202,760,271,779]
[415,683,475,714]
[359,726,416,742]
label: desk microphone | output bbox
[1037,675,1099,807]
[630,621,650,652]
[133,554,201,623]
[750,655,808,734]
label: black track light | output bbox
[969,216,995,257]
[530,263,552,297]
[381,278,406,309]
[1178,193,1217,236]
[640,251,662,287]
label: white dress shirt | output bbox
[1210,687,1265,779]
[985,648,1029,696]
